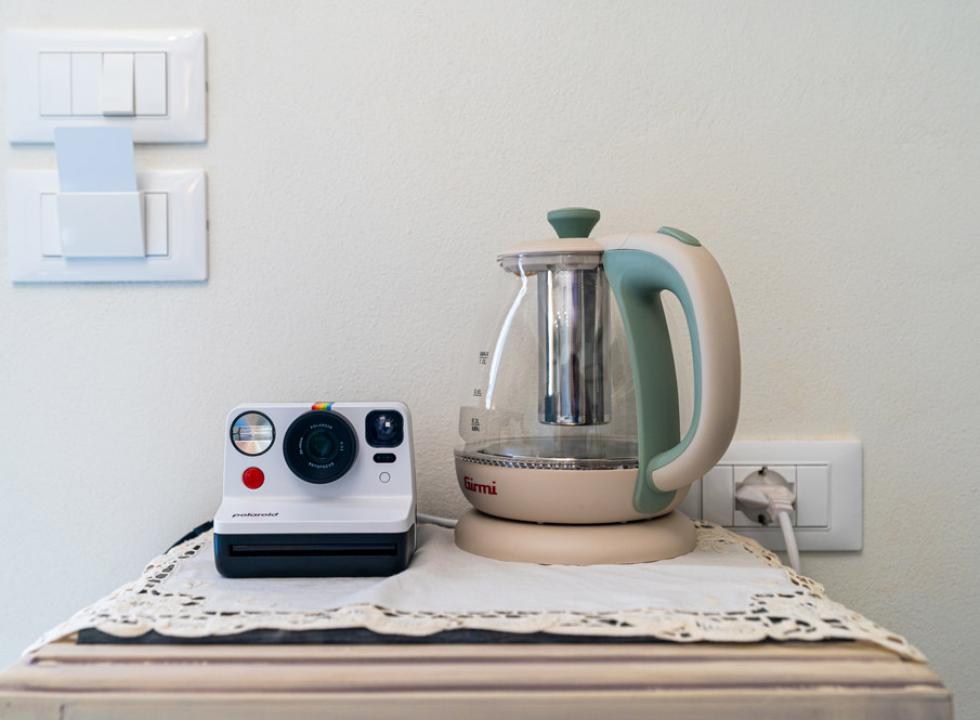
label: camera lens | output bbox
[283,410,357,484]
[304,429,337,464]
[366,410,404,448]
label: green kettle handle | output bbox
[602,228,741,514]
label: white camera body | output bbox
[214,402,416,578]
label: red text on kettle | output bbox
[463,477,497,495]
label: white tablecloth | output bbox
[29,522,923,661]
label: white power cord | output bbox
[776,509,801,575]
[417,513,457,528]
[733,468,801,573]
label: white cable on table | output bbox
[776,510,801,574]
[418,513,457,528]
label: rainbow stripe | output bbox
[311,402,333,411]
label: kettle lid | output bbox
[498,207,604,273]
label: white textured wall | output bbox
[2,0,979,715]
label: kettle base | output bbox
[454,509,697,565]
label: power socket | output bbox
[734,466,796,527]
[732,465,796,528]
[677,440,862,552]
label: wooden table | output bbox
[0,638,951,719]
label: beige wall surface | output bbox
[1,0,978,716]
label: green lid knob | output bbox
[547,207,601,238]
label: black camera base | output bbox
[214,526,416,578]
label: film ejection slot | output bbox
[229,542,398,558]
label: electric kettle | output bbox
[454,208,740,564]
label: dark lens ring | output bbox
[283,410,357,484]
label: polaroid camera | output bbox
[214,402,416,578]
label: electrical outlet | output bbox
[733,465,796,527]
[677,440,862,552]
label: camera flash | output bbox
[231,412,275,456]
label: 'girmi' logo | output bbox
[463,476,497,495]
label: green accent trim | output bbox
[605,249,703,514]
[657,226,701,246]
[547,208,601,238]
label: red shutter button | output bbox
[242,467,265,489]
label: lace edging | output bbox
[28,523,924,662]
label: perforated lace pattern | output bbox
[27,523,923,661]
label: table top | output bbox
[0,638,951,720]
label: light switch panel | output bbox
[7,169,206,282]
[6,30,205,142]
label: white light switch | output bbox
[677,478,702,519]
[134,53,167,116]
[38,53,71,116]
[702,465,733,526]
[144,192,169,256]
[796,465,830,528]
[39,194,61,256]
[71,53,101,115]
[7,30,205,142]
[100,53,135,116]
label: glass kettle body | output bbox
[455,208,740,525]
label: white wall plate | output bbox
[677,440,862,552]
[6,29,206,143]
[7,169,207,282]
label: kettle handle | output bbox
[602,229,740,514]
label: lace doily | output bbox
[29,523,923,661]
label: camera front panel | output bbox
[222,402,415,503]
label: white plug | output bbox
[734,468,800,573]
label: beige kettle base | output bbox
[454,509,697,565]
